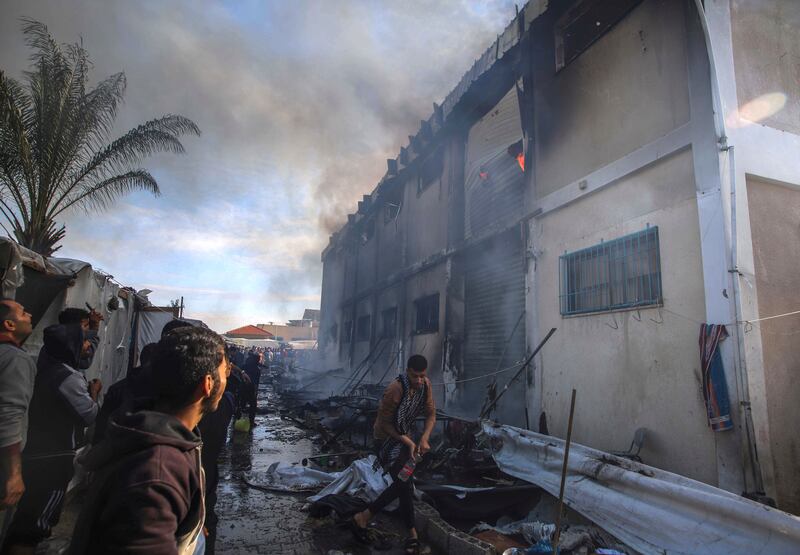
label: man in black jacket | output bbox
[57,308,103,371]
[3,324,99,554]
[69,326,228,555]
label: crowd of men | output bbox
[0,296,435,555]
[0,299,264,554]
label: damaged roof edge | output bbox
[323,0,549,256]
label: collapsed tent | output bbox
[481,421,800,555]
[0,237,203,386]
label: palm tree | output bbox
[0,19,200,255]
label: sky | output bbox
[0,0,518,332]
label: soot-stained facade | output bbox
[319,0,800,515]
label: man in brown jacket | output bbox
[352,354,435,555]
[68,326,228,555]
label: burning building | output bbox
[318,0,800,515]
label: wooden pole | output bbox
[552,388,577,553]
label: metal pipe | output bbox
[480,327,556,419]
[553,388,577,552]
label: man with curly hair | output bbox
[68,326,229,555]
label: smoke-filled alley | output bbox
[3,1,800,554]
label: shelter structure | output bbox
[0,237,187,386]
[318,0,800,515]
[225,324,276,340]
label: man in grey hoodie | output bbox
[0,300,34,547]
[2,323,99,554]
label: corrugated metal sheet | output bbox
[464,86,525,239]
[463,230,526,425]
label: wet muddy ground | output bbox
[41,375,436,554]
[214,380,431,554]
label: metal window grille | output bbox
[414,293,440,333]
[559,226,662,316]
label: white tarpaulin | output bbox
[481,422,800,555]
[243,461,339,493]
[136,310,174,353]
[308,456,391,503]
[242,456,391,502]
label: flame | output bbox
[516,153,525,172]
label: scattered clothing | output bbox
[699,324,733,432]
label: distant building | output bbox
[257,308,319,341]
[224,325,275,340]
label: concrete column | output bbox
[687,0,774,496]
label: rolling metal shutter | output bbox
[463,229,527,426]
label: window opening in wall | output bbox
[559,226,662,316]
[417,148,444,195]
[555,0,643,71]
[384,201,401,223]
[381,307,397,338]
[356,315,371,342]
[342,320,353,343]
[414,293,440,334]
[383,185,403,224]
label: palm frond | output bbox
[0,19,199,255]
[53,169,159,217]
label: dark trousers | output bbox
[367,446,415,530]
[3,454,74,547]
[199,397,234,555]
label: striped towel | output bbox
[699,324,733,432]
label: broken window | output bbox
[555,0,643,71]
[383,185,403,224]
[342,320,353,343]
[417,148,444,195]
[356,315,371,342]
[381,307,397,338]
[414,293,440,334]
[559,226,662,316]
[384,201,401,223]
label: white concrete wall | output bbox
[531,150,718,483]
[731,0,800,135]
[746,177,800,513]
[534,0,691,197]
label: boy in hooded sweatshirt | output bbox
[2,323,100,553]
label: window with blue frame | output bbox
[559,226,662,316]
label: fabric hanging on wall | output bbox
[699,324,733,432]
